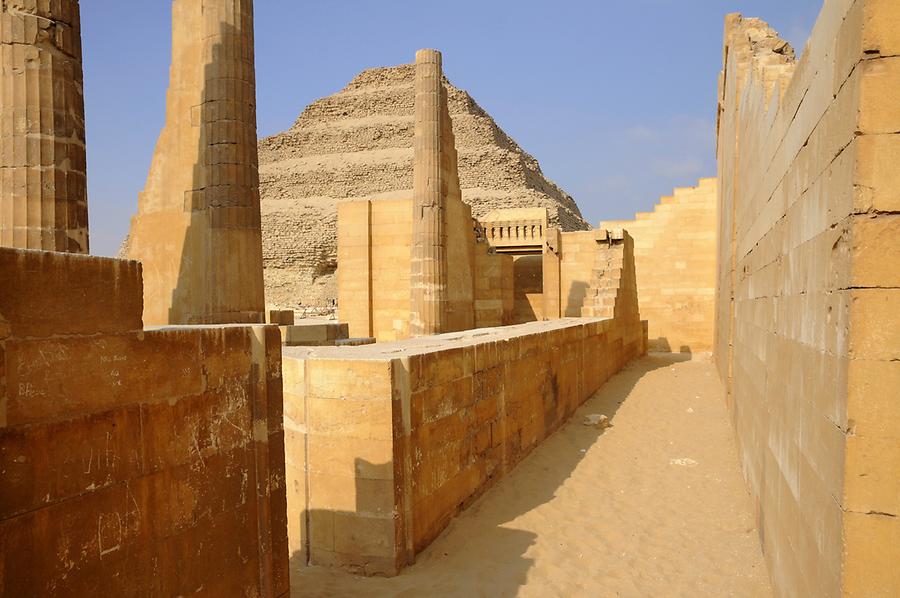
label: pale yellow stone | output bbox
[125,0,264,326]
[0,0,88,253]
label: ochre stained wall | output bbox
[0,247,289,596]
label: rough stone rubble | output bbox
[258,63,590,310]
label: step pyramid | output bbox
[258,63,590,310]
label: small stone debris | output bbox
[670,458,699,467]
[583,414,612,429]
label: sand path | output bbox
[291,353,772,597]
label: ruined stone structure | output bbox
[283,232,646,575]
[0,0,89,253]
[0,6,294,591]
[5,0,899,594]
[716,4,899,596]
[0,248,290,596]
[125,0,264,326]
[410,49,453,336]
[601,178,718,352]
[476,208,546,324]
[339,197,636,342]
[338,49,508,341]
[257,63,590,311]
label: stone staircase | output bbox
[581,231,626,319]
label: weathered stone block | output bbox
[0,248,143,338]
[5,330,202,426]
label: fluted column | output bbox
[410,48,448,336]
[125,0,264,325]
[0,0,88,253]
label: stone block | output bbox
[307,435,393,480]
[305,359,392,400]
[267,309,295,326]
[849,289,900,361]
[5,330,203,426]
[307,398,394,440]
[855,134,900,213]
[332,511,397,560]
[280,322,349,346]
[0,248,143,339]
[843,511,900,596]
[0,405,144,520]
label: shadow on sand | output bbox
[289,353,689,597]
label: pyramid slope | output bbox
[259,64,590,310]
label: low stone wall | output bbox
[283,315,646,576]
[0,248,289,596]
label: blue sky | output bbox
[81,1,821,256]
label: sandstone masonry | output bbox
[125,0,265,326]
[0,0,88,252]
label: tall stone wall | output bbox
[0,0,89,253]
[338,197,633,342]
[600,178,717,352]
[715,4,899,596]
[337,198,413,341]
[282,246,646,575]
[0,247,289,596]
[125,0,264,326]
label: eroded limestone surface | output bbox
[0,0,89,252]
[257,63,590,311]
[125,0,265,327]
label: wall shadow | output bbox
[564,280,589,316]
[649,336,694,354]
[512,255,542,324]
[289,354,686,596]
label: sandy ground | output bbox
[290,353,772,597]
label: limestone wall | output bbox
[600,178,717,352]
[338,196,509,341]
[337,198,411,341]
[338,199,636,339]
[473,237,514,329]
[545,229,633,318]
[0,247,289,596]
[444,189,477,333]
[715,4,899,596]
[282,304,646,575]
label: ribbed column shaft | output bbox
[126,0,265,325]
[0,0,88,253]
[410,48,448,336]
